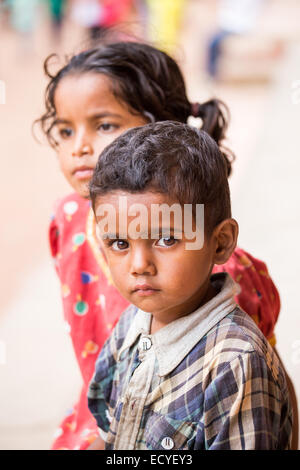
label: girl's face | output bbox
[53,73,148,197]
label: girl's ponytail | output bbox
[190,99,234,176]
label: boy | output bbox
[87,121,292,450]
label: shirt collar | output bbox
[117,273,240,376]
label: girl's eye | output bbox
[58,127,73,139]
[156,237,177,247]
[111,240,129,251]
[97,123,118,133]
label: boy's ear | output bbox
[213,219,239,265]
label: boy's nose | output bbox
[130,247,156,277]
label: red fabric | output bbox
[212,248,280,343]
[49,192,280,450]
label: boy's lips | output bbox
[73,166,95,180]
[132,284,160,297]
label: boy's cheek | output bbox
[105,255,127,284]
[103,252,115,272]
[166,254,210,287]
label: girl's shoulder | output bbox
[51,192,91,227]
[213,246,280,344]
[49,192,91,258]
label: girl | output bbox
[37,41,289,450]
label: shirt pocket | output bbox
[144,412,198,450]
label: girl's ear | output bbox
[213,219,239,265]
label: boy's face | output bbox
[95,190,219,328]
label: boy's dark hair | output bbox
[89,121,231,235]
[36,41,233,176]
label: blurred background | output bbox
[0,0,299,449]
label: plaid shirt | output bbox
[88,273,292,450]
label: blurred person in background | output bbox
[71,0,102,40]
[71,0,133,43]
[207,0,264,79]
[145,0,186,53]
[4,0,41,52]
[46,0,67,42]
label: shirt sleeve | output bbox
[87,329,118,434]
[199,350,292,450]
[87,305,137,433]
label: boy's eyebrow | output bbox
[100,227,183,241]
[151,227,183,237]
[101,233,121,240]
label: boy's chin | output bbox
[128,295,162,314]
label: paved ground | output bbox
[0,0,300,450]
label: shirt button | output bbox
[139,336,152,351]
[161,437,174,450]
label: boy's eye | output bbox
[155,237,177,247]
[111,240,129,251]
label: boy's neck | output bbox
[150,281,217,335]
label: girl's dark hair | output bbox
[36,41,234,175]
